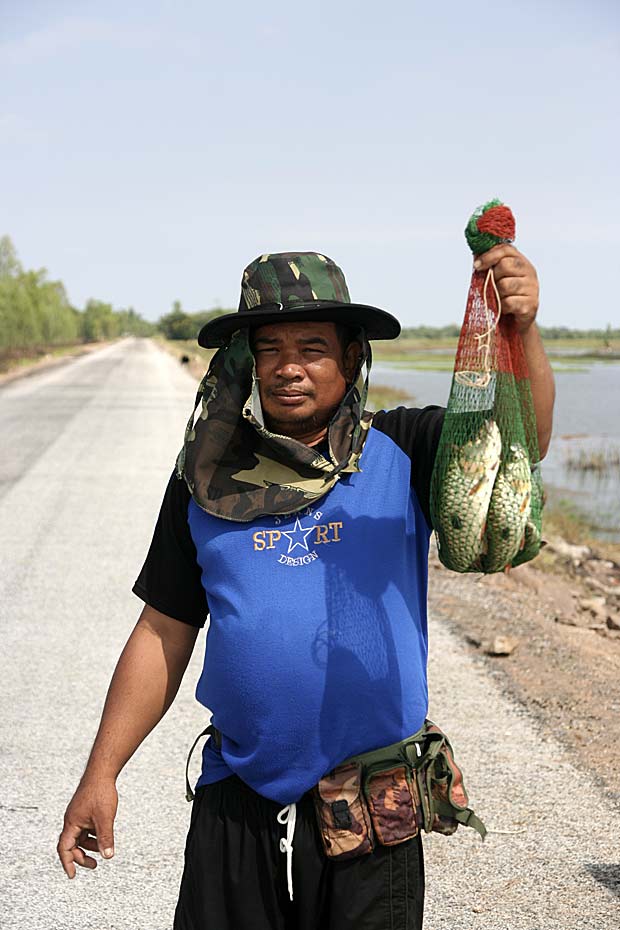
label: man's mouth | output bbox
[271,390,310,406]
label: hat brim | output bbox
[197,300,401,348]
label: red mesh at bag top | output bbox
[477,205,516,242]
[454,271,530,380]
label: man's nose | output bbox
[275,355,304,379]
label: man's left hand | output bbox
[473,245,539,334]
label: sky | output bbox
[1,0,618,328]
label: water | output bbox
[372,360,620,541]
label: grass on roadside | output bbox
[154,335,213,361]
[154,336,214,380]
[0,342,90,374]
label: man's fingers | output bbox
[93,816,115,859]
[72,846,98,870]
[500,295,531,315]
[58,849,76,879]
[488,256,530,281]
[57,818,114,879]
[57,823,83,878]
[499,296,536,331]
[471,244,539,335]
[80,833,101,853]
[58,782,119,878]
[495,276,533,299]
[57,825,112,877]
[473,244,519,270]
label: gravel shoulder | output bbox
[424,614,620,930]
[428,540,620,811]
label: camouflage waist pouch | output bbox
[312,720,486,861]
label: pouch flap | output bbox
[313,761,374,860]
[317,762,362,805]
[365,765,418,845]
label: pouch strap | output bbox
[185,723,222,802]
[436,801,487,840]
[404,731,444,769]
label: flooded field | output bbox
[372,359,620,541]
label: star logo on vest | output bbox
[251,508,343,566]
[281,517,315,554]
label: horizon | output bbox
[3,229,618,336]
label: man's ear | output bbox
[343,341,362,382]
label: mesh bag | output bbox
[430,200,543,573]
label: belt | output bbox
[184,723,221,802]
[184,720,485,840]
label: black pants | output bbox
[174,775,424,930]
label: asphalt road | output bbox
[1,338,618,929]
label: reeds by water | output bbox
[564,447,620,473]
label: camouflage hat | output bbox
[197,251,401,348]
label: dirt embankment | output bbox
[429,538,620,807]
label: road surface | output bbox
[1,338,618,928]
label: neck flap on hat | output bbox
[175,330,374,522]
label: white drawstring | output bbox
[277,802,297,901]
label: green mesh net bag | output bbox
[429,200,544,573]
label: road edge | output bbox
[0,339,124,388]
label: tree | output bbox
[158,301,197,340]
[81,300,120,342]
[157,304,231,340]
[0,235,21,278]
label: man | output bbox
[58,249,554,929]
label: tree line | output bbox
[2,233,616,359]
[0,234,232,359]
[0,235,154,357]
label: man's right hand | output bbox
[55,606,199,879]
[57,777,118,878]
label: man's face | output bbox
[252,321,360,441]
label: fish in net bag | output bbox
[430,199,544,574]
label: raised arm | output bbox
[57,606,199,878]
[474,244,555,458]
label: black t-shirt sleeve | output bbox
[132,472,209,627]
[372,405,446,529]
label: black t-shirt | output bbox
[132,405,445,627]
